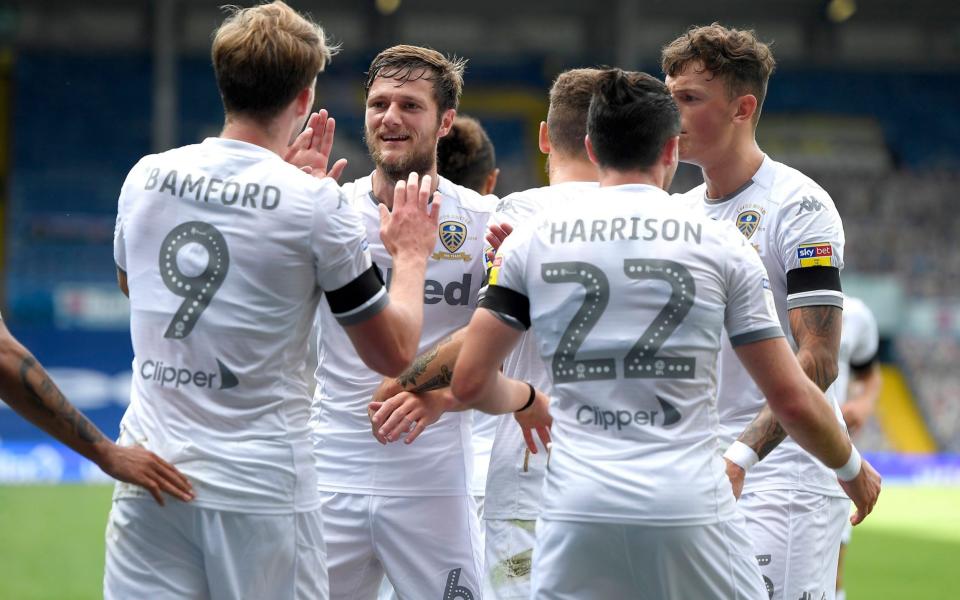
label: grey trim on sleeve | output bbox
[333,288,389,326]
[786,293,845,311]
[729,326,784,347]
[487,308,527,331]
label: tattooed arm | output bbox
[372,329,466,402]
[725,305,842,496]
[0,320,193,504]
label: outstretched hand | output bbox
[98,443,194,506]
[284,110,348,182]
[380,172,442,261]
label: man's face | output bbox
[364,72,449,181]
[665,62,739,166]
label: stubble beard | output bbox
[365,127,437,187]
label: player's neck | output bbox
[220,117,291,157]
[371,166,440,210]
[598,169,661,189]
[548,157,598,185]
[700,140,764,200]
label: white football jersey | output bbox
[830,296,879,406]
[113,138,384,513]
[679,155,848,497]
[485,183,783,525]
[311,174,495,496]
[481,181,599,521]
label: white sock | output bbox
[837,590,846,600]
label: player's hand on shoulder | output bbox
[379,172,442,261]
[724,458,745,500]
[840,457,882,526]
[514,389,552,454]
[368,388,453,445]
[98,443,194,506]
[283,109,348,182]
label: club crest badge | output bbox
[736,210,761,239]
[434,221,472,261]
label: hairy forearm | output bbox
[0,341,110,463]
[394,329,466,393]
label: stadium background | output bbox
[0,0,957,597]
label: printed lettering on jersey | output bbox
[434,220,473,262]
[796,242,833,267]
[736,210,762,238]
[575,397,682,432]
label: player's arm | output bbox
[116,267,129,297]
[0,320,193,505]
[733,336,880,524]
[367,330,467,444]
[842,359,881,436]
[451,290,551,453]
[734,303,842,460]
[334,173,441,377]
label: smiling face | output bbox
[364,72,454,183]
[664,61,741,167]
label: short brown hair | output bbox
[212,1,336,121]
[547,68,603,159]
[364,45,466,114]
[437,115,496,193]
[661,23,776,121]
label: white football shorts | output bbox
[531,515,767,599]
[103,497,327,600]
[739,489,851,600]
[483,518,537,600]
[320,492,483,600]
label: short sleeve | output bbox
[311,181,387,325]
[114,159,151,271]
[848,301,880,367]
[777,188,845,310]
[724,230,785,347]
[479,220,536,330]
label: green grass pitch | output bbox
[0,484,956,599]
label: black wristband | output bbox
[516,382,536,412]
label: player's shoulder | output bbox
[766,157,837,211]
[437,176,498,216]
[843,296,875,324]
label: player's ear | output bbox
[438,109,456,138]
[483,168,500,196]
[295,84,314,117]
[733,93,758,125]
[661,135,679,168]
[584,135,599,166]
[538,121,551,155]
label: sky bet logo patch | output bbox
[797,243,833,267]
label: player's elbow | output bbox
[361,347,411,379]
[450,368,484,408]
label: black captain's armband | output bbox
[478,285,531,330]
[327,264,385,314]
[786,266,842,295]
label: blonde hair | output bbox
[365,45,466,114]
[212,1,338,121]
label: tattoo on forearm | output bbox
[738,408,788,460]
[409,365,453,394]
[396,335,452,389]
[791,305,841,391]
[18,356,103,445]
